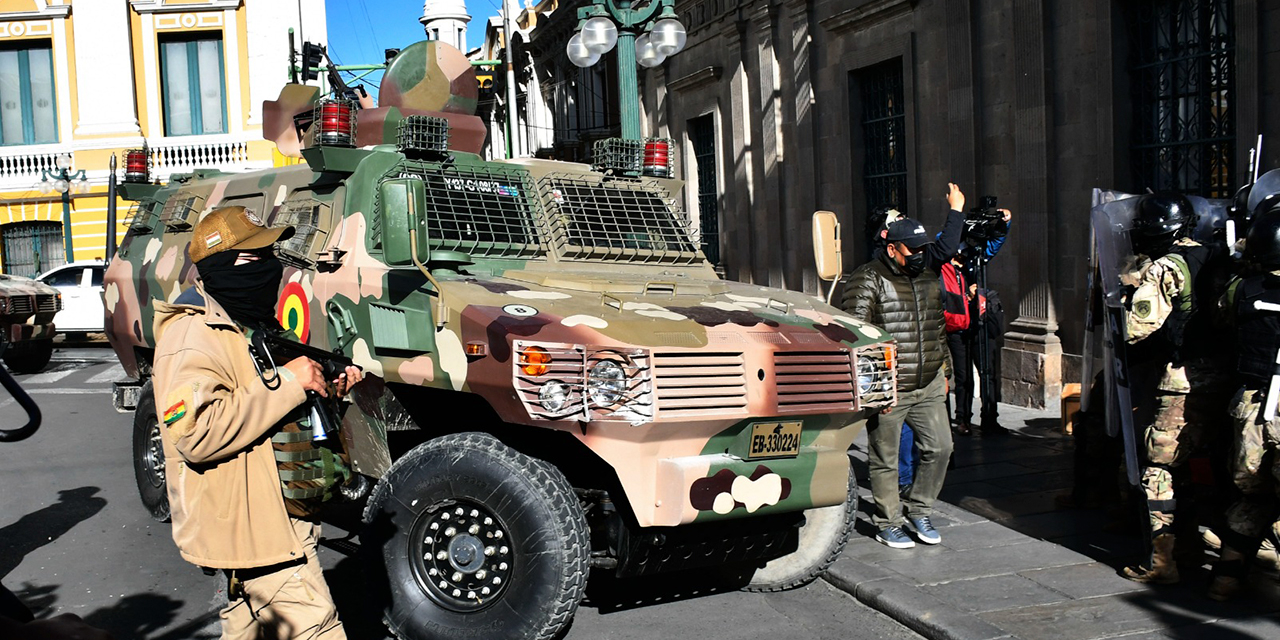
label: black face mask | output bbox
[197,249,284,330]
[901,250,927,277]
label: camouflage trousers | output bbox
[1138,388,1230,535]
[1223,388,1280,544]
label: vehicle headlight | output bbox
[539,380,571,413]
[857,369,876,395]
[587,360,627,406]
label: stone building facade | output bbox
[507,0,1279,407]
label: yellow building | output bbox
[0,0,326,276]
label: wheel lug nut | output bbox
[452,588,461,597]
[498,562,508,571]
[438,580,448,589]
[500,546,509,555]
[444,526,456,537]
[429,568,438,576]
[425,536,434,545]
[470,509,480,517]
[452,571,463,582]
[436,551,448,560]
[441,512,450,520]
[484,517,493,525]
[455,507,465,516]
[467,591,476,599]
[481,587,491,595]
[476,570,487,580]
[493,577,502,585]
[430,522,440,530]
[484,546,495,557]
[494,530,504,540]
[468,524,480,535]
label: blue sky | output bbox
[323,0,496,101]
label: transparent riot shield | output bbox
[1090,193,1141,485]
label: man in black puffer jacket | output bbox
[842,183,967,549]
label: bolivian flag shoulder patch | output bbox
[163,400,187,425]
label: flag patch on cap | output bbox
[205,231,222,249]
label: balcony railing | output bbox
[0,134,269,191]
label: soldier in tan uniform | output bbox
[152,206,362,639]
[1119,193,1231,584]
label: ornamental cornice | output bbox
[129,0,242,15]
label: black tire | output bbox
[131,380,171,522]
[362,432,588,640]
[3,339,53,374]
[742,466,857,592]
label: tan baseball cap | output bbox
[189,206,294,264]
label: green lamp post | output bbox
[39,153,89,263]
[566,0,688,140]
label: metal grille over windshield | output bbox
[411,165,544,258]
[537,174,700,264]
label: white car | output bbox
[37,260,106,335]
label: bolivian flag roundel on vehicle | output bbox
[277,281,310,341]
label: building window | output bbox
[689,114,719,265]
[1128,0,1235,197]
[1,222,64,278]
[0,41,57,146]
[857,59,908,215]
[160,35,227,136]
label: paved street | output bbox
[0,346,920,640]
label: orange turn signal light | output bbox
[519,346,552,376]
[884,345,896,366]
[465,341,488,357]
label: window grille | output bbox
[857,59,908,215]
[271,196,330,266]
[1128,0,1235,198]
[689,115,720,265]
[1,222,63,277]
[537,174,699,264]
[391,165,544,259]
[159,193,204,231]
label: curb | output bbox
[823,556,1012,640]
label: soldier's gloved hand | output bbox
[333,365,364,399]
[283,356,329,397]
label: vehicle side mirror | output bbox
[812,210,842,304]
[379,178,428,266]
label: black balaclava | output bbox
[197,248,284,330]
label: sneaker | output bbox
[876,526,916,549]
[907,516,941,545]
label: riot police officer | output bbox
[1209,206,1280,600]
[1120,193,1232,584]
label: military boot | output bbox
[1122,534,1180,584]
[1208,551,1248,602]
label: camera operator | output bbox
[842,184,966,549]
[941,202,1011,436]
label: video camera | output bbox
[963,195,1007,243]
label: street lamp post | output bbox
[39,153,89,263]
[566,0,687,140]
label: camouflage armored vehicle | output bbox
[0,274,60,373]
[105,41,897,640]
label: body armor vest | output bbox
[247,329,353,518]
[1234,275,1280,387]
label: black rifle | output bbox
[250,330,359,439]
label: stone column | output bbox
[785,0,818,294]
[944,0,978,189]
[1003,0,1062,409]
[72,1,141,136]
[749,4,785,289]
[722,20,754,285]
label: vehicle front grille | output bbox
[8,295,32,316]
[36,294,58,313]
[773,351,856,413]
[652,351,747,418]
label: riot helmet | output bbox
[1130,193,1195,257]
[1244,205,1280,269]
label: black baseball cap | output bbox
[885,217,930,249]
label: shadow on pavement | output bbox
[0,487,107,578]
[81,593,199,640]
[581,566,750,614]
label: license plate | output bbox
[748,421,803,459]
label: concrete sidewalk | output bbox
[823,404,1280,640]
